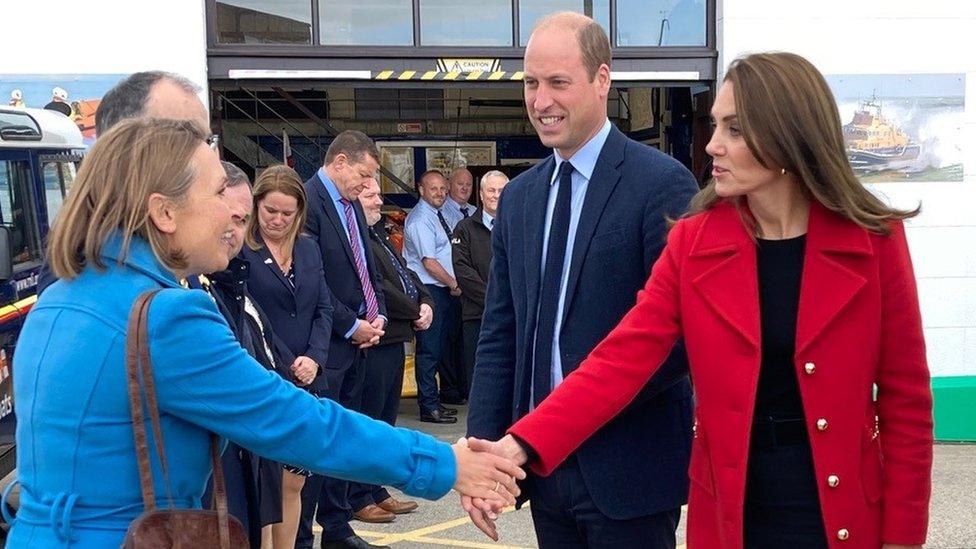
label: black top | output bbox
[754,235,806,420]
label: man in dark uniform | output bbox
[450,170,508,398]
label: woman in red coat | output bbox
[479,52,933,548]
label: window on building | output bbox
[420,0,513,46]
[518,0,610,46]
[319,0,414,45]
[615,0,706,46]
[216,0,313,44]
[0,161,42,268]
[354,89,444,120]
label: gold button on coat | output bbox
[816,418,828,431]
[804,362,816,374]
[827,475,840,487]
[837,528,850,540]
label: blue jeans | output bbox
[414,285,451,414]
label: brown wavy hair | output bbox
[47,118,207,278]
[687,52,918,234]
[245,164,308,258]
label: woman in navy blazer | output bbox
[240,164,333,547]
[8,120,523,548]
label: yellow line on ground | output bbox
[368,504,524,545]
[408,535,532,549]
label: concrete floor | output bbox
[311,399,976,549]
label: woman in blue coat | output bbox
[5,118,524,548]
[239,164,334,547]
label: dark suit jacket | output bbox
[451,208,492,321]
[467,126,698,519]
[367,222,434,346]
[239,235,333,393]
[304,174,388,374]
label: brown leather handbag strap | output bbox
[210,434,231,548]
[134,293,176,511]
[126,290,160,511]
[126,289,235,549]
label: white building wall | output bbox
[0,0,209,104]
[717,0,976,379]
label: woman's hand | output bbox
[458,435,531,540]
[451,438,526,512]
[291,356,318,386]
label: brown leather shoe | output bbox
[353,504,395,523]
[377,496,419,514]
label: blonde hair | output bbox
[246,164,308,256]
[48,118,207,278]
[687,52,918,234]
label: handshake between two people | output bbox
[451,435,529,541]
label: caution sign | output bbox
[436,59,501,73]
[372,70,524,82]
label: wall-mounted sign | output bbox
[396,122,423,134]
[436,59,501,73]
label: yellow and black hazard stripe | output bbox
[371,70,524,82]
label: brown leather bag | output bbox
[121,290,249,548]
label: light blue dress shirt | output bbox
[482,210,495,232]
[536,119,613,396]
[316,168,383,337]
[404,199,456,287]
[441,197,475,231]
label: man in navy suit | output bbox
[464,12,698,549]
[298,130,389,549]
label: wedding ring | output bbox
[492,481,500,492]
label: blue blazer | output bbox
[303,175,387,376]
[7,234,455,548]
[467,126,697,519]
[239,234,333,372]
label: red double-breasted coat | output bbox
[510,201,933,548]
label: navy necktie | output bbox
[437,210,453,237]
[373,229,419,302]
[461,206,470,219]
[533,160,574,406]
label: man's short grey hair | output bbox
[480,170,509,185]
[221,161,250,188]
[95,71,201,134]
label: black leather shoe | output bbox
[440,395,468,405]
[321,534,389,549]
[420,410,458,424]
[438,404,458,416]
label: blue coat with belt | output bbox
[239,234,334,371]
[7,234,455,548]
[467,126,697,519]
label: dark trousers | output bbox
[460,319,481,399]
[529,455,681,549]
[348,343,405,510]
[414,285,451,414]
[297,355,366,547]
[743,442,827,548]
[437,295,465,402]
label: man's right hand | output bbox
[350,319,384,347]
